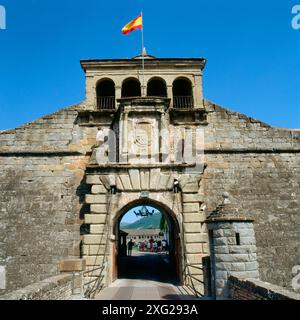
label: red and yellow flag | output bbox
[122,14,143,35]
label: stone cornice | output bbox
[80,57,206,72]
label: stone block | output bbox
[215,254,250,263]
[83,256,105,266]
[149,169,160,190]
[0,266,6,290]
[188,265,203,276]
[59,259,86,272]
[227,237,237,245]
[85,214,107,224]
[118,175,132,190]
[229,263,247,272]
[182,193,204,203]
[237,229,255,238]
[214,246,229,254]
[183,212,205,223]
[229,245,257,254]
[215,279,226,288]
[240,236,256,245]
[245,271,260,279]
[228,271,250,279]
[202,243,208,254]
[186,243,203,254]
[140,170,150,190]
[184,233,208,243]
[186,253,203,264]
[129,169,140,189]
[84,234,105,244]
[223,229,234,237]
[91,184,107,194]
[213,229,224,238]
[90,204,107,214]
[183,203,199,213]
[181,182,199,193]
[215,271,228,280]
[86,175,101,184]
[184,223,202,233]
[90,224,105,234]
[232,222,253,229]
[85,194,107,204]
[244,261,259,271]
[158,174,170,190]
[88,245,108,255]
[214,237,227,246]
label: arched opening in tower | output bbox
[115,204,180,285]
[96,79,115,109]
[147,78,167,97]
[122,78,142,98]
[172,77,194,108]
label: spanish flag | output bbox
[122,14,143,35]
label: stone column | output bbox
[85,75,96,109]
[160,111,169,163]
[167,85,173,107]
[193,73,203,107]
[120,112,128,163]
[115,85,121,104]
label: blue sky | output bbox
[121,206,160,224]
[0,0,299,130]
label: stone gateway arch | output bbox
[0,55,299,300]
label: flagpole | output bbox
[141,11,145,96]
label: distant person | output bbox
[157,240,161,252]
[153,241,158,252]
[149,237,154,252]
[127,239,134,256]
[141,241,145,252]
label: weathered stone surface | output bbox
[183,223,202,233]
[183,203,200,213]
[85,194,106,204]
[185,253,203,264]
[90,204,107,213]
[59,259,86,272]
[128,169,140,189]
[181,183,199,193]
[83,234,106,244]
[85,214,106,224]
[229,276,300,300]
[0,55,299,297]
[0,266,5,290]
[185,243,203,254]
[83,256,105,266]
[118,175,132,190]
[183,212,205,223]
[140,170,150,190]
[214,246,229,254]
[184,233,208,243]
[182,193,204,203]
[0,274,74,300]
[91,184,107,194]
[86,175,101,184]
[149,169,160,190]
[88,245,107,255]
[90,224,105,234]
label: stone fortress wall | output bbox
[0,56,299,297]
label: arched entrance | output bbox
[112,199,182,285]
